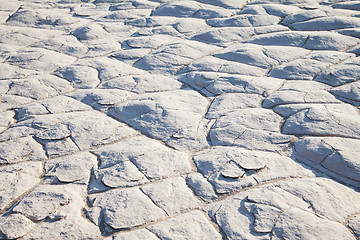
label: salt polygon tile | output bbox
[331,81,360,102]
[207,14,281,27]
[247,31,360,51]
[290,16,360,31]
[148,210,222,239]
[112,229,159,240]
[0,161,42,211]
[87,188,166,230]
[91,135,191,181]
[209,109,293,151]
[68,89,135,110]
[21,184,101,239]
[194,147,314,194]
[99,74,182,93]
[0,214,35,239]
[44,152,97,184]
[206,93,263,118]
[315,57,360,86]
[6,47,76,73]
[134,40,219,74]
[140,177,200,215]
[109,89,209,151]
[32,35,88,57]
[283,104,360,139]
[179,72,284,97]
[0,136,47,164]
[295,137,360,182]
[206,178,360,239]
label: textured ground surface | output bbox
[0,0,360,239]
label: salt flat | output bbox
[0,0,360,239]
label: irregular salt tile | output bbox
[186,173,217,202]
[179,72,284,97]
[112,229,159,240]
[0,63,38,80]
[262,4,300,17]
[276,178,360,222]
[196,0,246,9]
[83,36,123,57]
[112,48,151,63]
[307,50,354,64]
[127,16,176,27]
[172,18,209,34]
[0,95,33,113]
[207,14,281,27]
[272,208,355,240]
[283,104,360,139]
[282,9,328,25]
[68,89,134,110]
[77,57,145,81]
[32,35,88,57]
[101,9,151,21]
[263,82,340,108]
[109,89,209,151]
[213,44,309,69]
[88,188,166,230]
[148,210,222,239]
[332,1,360,11]
[7,75,73,100]
[251,204,282,233]
[295,137,360,181]
[209,108,293,151]
[0,32,38,46]
[13,187,70,221]
[99,74,182,93]
[337,27,360,39]
[193,147,314,194]
[61,112,137,150]
[0,161,42,211]
[193,27,256,46]
[348,215,360,238]
[95,160,148,188]
[44,152,97,184]
[0,136,47,164]
[40,138,79,158]
[6,47,76,73]
[185,56,267,76]
[316,60,360,87]
[273,103,355,117]
[71,23,109,41]
[331,81,360,102]
[206,93,263,118]
[152,1,202,17]
[207,178,360,239]
[56,65,100,89]
[137,25,181,37]
[290,16,360,31]
[40,95,92,114]
[134,40,219,74]
[91,135,191,184]
[141,177,200,215]
[125,34,177,49]
[0,214,35,239]
[6,9,85,30]
[304,32,360,51]
[22,185,101,239]
[247,31,360,51]
[0,111,14,133]
[111,0,159,10]
[269,58,331,80]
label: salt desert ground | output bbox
[0,0,360,239]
